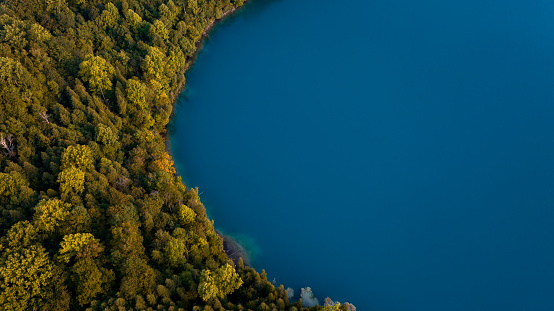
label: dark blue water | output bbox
[170,0,554,310]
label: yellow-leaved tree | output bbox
[0,245,54,311]
[198,263,243,301]
[78,55,114,101]
[33,198,71,232]
[61,145,93,170]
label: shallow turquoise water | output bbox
[170,0,554,310]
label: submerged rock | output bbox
[286,287,295,300]
[300,287,319,307]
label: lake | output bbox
[170,0,554,310]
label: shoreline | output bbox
[166,1,250,106]
[164,1,252,266]
[216,229,251,267]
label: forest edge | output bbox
[163,0,251,267]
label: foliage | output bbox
[198,263,243,301]
[179,204,196,225]
[58,233,97,262]
[33,199,71,232]
[58,166,85,194]
[126,79,147,110]
[61,145,93,171]
[0,245,54,311]
[78,54,115,95]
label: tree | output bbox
[323,298,341,311]
[0,171,34,229]
[159,2,177,27]
[61,145,93,171]
[124,9,142,29]
[142,46,168,89]
[78,55,114,101]
[28,23,51,42]
[198,263,243,301]
[126,79,147,110]
[164,236,187,268]
[0,172,27,204]
[150,20,169,40]
[3,221,38,249]
[96,124,119,157]
[0,134,16,157]
[186,0,199,15]
[58,233,97,262]
[33,199,71,232]
[178,205,196,225]
[97,3,119,29]
[71,257,114,306]
[0,57,30,89]
[0,245,54,311]
[58,167,85,194]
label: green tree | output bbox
[126,79,147,110]
[58,233,97,262]
[0,57,30,88]
[0,172,34,229]
[150,20,169,40]
[159,2,177,27]
[61,145,93,171]
[96,124,117,145]
[178,204,196,225]
[97,3,120,29]
[198,263,243,301]
[3,221,38,248]
[33,199,71,232]
[96,124,119,157]
[58,167,85,194]
[78,55,114,100]
[142,46,168,88]
[186,0,199,15]
[124,9,142,29]
[0,172,27,204]
[28,23,51,42]
[0,245,54,311]
[71,257,114,305]
[46,0,67,14]
[164,236,187,268]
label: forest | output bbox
[0,0,356,309]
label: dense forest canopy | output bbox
[0,0,356,309]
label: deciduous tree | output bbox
[33,198,71,232]
[78,55,114,100]
[0,245,54,311]
[198,263,243,301]
[58,167,85,194]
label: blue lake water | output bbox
[170,0,554,310]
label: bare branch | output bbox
[115,176,131,191]
[38,111,50,124]
[0,134,17,157]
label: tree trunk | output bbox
[100,86,107,103]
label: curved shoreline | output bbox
[165,1,252,265]
[216,229,251,266]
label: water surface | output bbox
[171,0,554,310]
